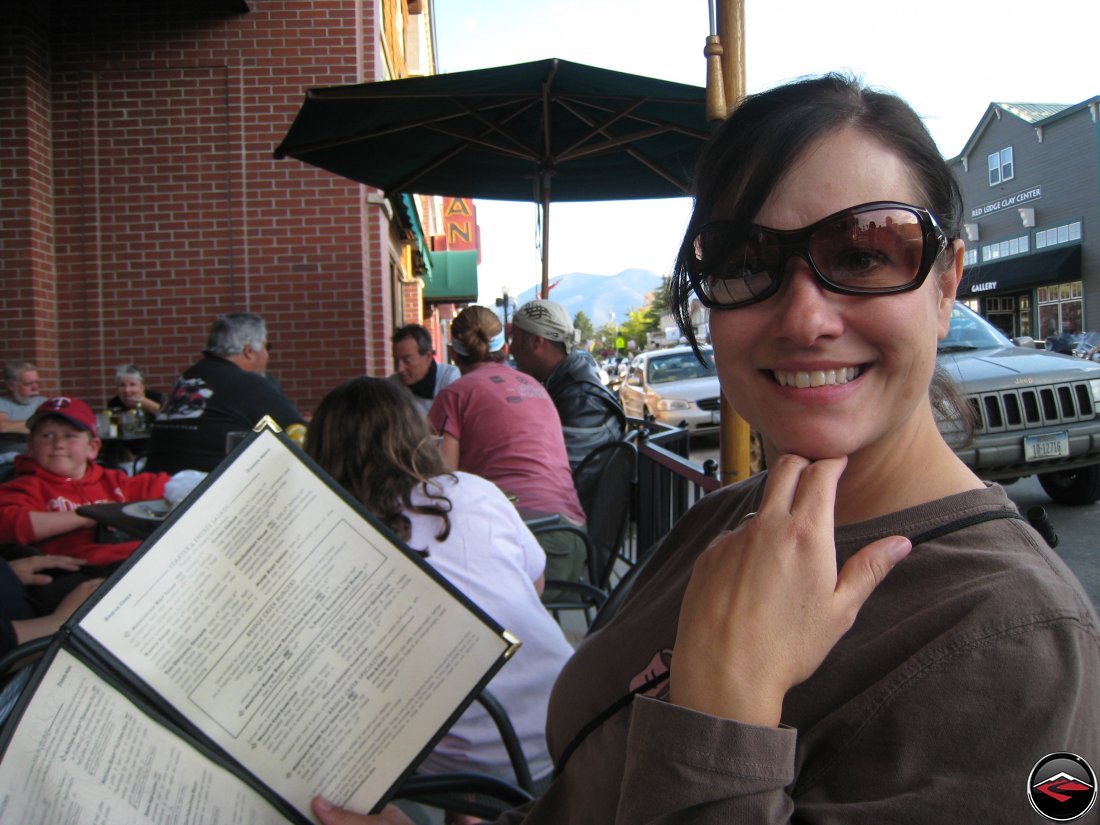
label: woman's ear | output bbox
[936,240,965,337]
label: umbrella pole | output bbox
[712,0,754,486]
[540,183,551,299]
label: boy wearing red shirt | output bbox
[0,397,169,569]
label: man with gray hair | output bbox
[0,360,46,458]
[146,313,304,473]
[510,299,625,469]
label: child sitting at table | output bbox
[0,397,170,610]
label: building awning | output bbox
[394,194,433,280]
[423,250,478,303]
[958,244,1081,297]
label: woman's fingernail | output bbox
[887,538,912,564]
[313,796,334,813]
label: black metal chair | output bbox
[533,441,639,628]
[533,523,608,625]
[393,687,537,820]
[0,635,53,728]
[571,440,638,589]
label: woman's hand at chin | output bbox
[669,454,912,726]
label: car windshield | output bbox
[646,350,715,384]
[938,304,1014,353]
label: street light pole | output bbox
[495,287,513,331]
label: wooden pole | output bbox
[718,0,745,110]
[704,34,726,123]
[540,181,550,299]
[714,0,755,486]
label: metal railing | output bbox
[623,418,720,562]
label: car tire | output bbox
[1038,465,1100,505]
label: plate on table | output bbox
[121,499,172,521]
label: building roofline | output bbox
[950,96,1100,164]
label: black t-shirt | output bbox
[145,354,304,473]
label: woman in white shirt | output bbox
[305,377,574,796]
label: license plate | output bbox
[1024,431,1070,461]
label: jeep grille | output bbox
[966,381,1097,433]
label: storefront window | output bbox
[981,234,1029,261]
[1035,221,1082,249]
[1037,282,1083,339]
[985,296,1016,337]
[1018,294,1031,337]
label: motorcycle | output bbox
[1045,332,1082,355]
[1071,331,1100,362]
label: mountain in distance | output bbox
[513,268,663,330]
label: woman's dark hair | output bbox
[304,377,453,546]
[668,73,971,437]
[450,305,507,366]
[393,323,433,355]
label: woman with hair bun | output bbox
[428,306,587,585]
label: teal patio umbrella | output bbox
[274,58,710,298]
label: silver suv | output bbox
[938,303,1100,505]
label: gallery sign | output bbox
[970,186,1042,219]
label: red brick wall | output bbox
[0,6,57,387]
[1,0,411,418]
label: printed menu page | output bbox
[0,647,289,825]
[74,430,512,818]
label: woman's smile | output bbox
[770,365,862,388]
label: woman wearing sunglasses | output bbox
[314,75,1099,825]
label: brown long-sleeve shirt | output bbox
[492,478,1100,824]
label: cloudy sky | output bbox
[431,0,1099,305]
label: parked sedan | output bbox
[618,345,722,432]
[938,303,1100,504]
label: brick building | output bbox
[1,0,459,418]
[951,97,1100,342]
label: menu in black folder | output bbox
[0,424,519,824]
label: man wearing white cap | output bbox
[510,299,626,470]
